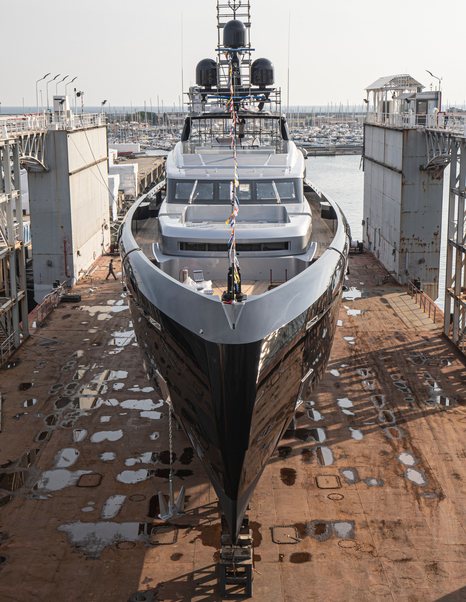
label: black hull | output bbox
[128,286,342,540]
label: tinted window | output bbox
[257,182,277,201]
[276,181,296,201]
[175,182,193,201]
[193,182,214,202]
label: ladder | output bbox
[216,0,252,90]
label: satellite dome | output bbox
[251,58,274,86]
[223,20,247,49]
[196,59,217,88]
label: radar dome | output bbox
[196,59,217,88]
[251,58,274,86]
[223,20,247,48]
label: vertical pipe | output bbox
[444,143,458,336]
[452,143,466,343]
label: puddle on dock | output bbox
[424,394,455,408]
[159,451,176,465]
[112,383,125,391]
[116,469,150,484]
[277,446,292,459]
[280,468,297,486]
[333,521,355,539]
[340,468,360,484]
[80,304,129,321]
[100,452,116,462]
[363,477,384,487]
[316,446,334,466]
[308,409,323,422]
[108,371,128,381]
[125,452,158,467]
[295,427,326,443]
[378,409,396,425]
[128,386,155,393]
[398,452,417,466]
[91,430,124,443]
[54,448,80,468]
[101,495,126,519]
[23,399,37,408]
[58,521,146,558]
[349,428,363,441]
[306,521,333,541]
[342,287,362,301]
[289,552,312,563]
[100,416,111,423]
[140,410,162,420]
[179,448,194,465]
[120,399,163,411]
[36,469,92,491]
[73,429,87,443]
[383,426,405,440]
[337,398,355,415]
[108,330,135,347]
[371,394,386,409]
[357,368,374,378]
[405,468,427,486]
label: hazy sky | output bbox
[1,0,465,109]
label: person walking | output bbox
[106,258,117,280]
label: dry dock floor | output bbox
[0,253,465,601]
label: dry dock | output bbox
[0,253,465,601]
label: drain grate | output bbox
[316,475,341,489]
[271,526,299,544]
[149,525,178,545]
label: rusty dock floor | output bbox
[0,253,465,602]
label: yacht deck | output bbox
[132,189,335,297]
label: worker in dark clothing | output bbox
[106,258,117,280]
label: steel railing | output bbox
[0,113,105,140]
[33,282,67,327]
[407,280,444,325]
[0,332,15,366]
[366,111,466,135]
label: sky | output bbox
[1,0,465,110]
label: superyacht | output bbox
[120,0,349,542]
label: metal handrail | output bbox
[407,280,443,324]
[366,111,466,135]
[32,282,67,327]
[0,332,15,366]
[0,113,105,139]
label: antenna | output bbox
[181,12,184,111]
[287,11,291,116]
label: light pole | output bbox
[426,70,443,111]
[46,74,60,110]
[65,77,77,98]
[56,75,69,95]
[35,72,50,113]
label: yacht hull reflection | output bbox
[128,282,342,539]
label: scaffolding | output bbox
[444,138,466,355]
[0,137,29,365]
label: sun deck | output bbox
[132,188,336,299]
